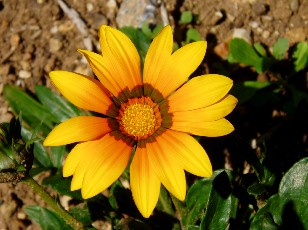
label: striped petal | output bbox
[156,130,212,177]
[170,95,238,124]
[147,137,186,201]
[49,71,114,115]
[130,145,161,218]
[44,116,111,146]
[148,41,207,98]
[170,118,235,137]
[167,74,233,112]
[143,25,173,96]
[81,132,133,199]
[99,25,142,98]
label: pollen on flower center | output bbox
[118,97,162,140]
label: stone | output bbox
[233,28,251,44]
[18,70,31,79]
[49,38,63,53]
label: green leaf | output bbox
[200,171,236,230]
[24,205,72,230]
[43,173,83,200]
[250,158,308,229]
[50,146,66,169]
[229,38,263,73]
[3,85,56,135]
[70,204,92,226]
[21,127,53,168]
[186,28,202,43]
[35,85,83,123]
[292,42,308,72]
[180,11,193,24]
[230,81,272,105]
[254,43,267,57]
[272,38,289,60]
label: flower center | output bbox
[118,97,162,140]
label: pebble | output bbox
[20,61,31,71]
[106,0,117,19]
[290,0,299,12]
[262,30,270,39]
[18,70,31,79]
[86,3,94,12]
[49,38,63,53]
[232,28,251,44]
[10,34,20,48]
[250,21,259,28]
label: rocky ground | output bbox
[0,0,307,229]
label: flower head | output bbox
[44,25,237,217]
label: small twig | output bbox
[160,0,169,26]
[57,0,93,51]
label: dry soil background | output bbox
[0,0,307,229]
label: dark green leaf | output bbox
[272,38,289,60]
[35,85,83,123]
[43,173,83,200]
[200,171,236,230]
[229,38,263,73]
[247,183,267,195]
[24,205,72,230]
[180,11,193,24]
[70,204,92,226]
[50,146,66,169]
[230,81,272,105]
[250,158,308,229]
[292,42,308,72]
[4,85,56,135]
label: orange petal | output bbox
[43,116,111,146]
[147,137,186,201]
[49,71,114,115]
[143,25,173,96]
[156,130,212,177]
[167,74,234,112]
[98,25,142,98]
[170,118,235,137]
[170,95,238,124]
[81,132,133,198]
[130,145,161,218]
[149,41,207,98]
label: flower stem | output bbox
[22,176,86,230]
[170,195,188,230]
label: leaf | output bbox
[230,81,272,105]
[229,38,264,73]
[3,85,56,135]
[200,171,236,230]
[186,28,202,43]
[254,43,267,57]
[50,146,67,169]
[292,42,308,72]
[24,205,72,230]
[180,11,193,24]
[184,170,236,228]
[250,158,308,229]
[69,204,92,226]
[272,38,289,60]
[43,173,83,200]
[35,85,83,123]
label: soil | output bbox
[0,0,307,229]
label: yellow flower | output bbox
[44,25,237,218]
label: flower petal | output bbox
[157,130,212,177]
[130,145,161,218]
[167,74,234,112]
[170,118,235,137]
[99,25,142,98]
[170,95,237,124]
[49,71,114,115]
[43,116,111,146]
[148,41,207,98]
[147,137,186,201]
[81,132,133,199]
[143,25,173,95]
